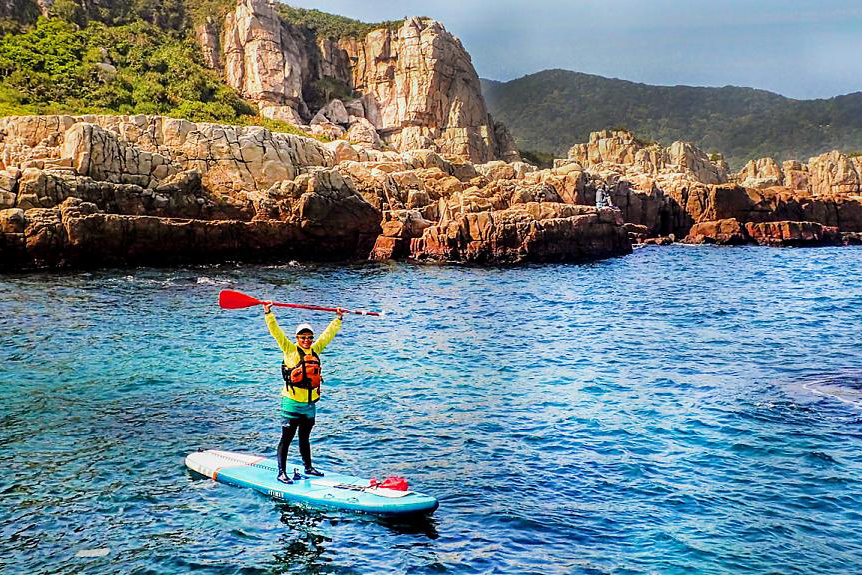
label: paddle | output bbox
[218,289,383,317]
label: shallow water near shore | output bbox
[2,245,862,575]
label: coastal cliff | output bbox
[0,115,630,270]
[200,0,518,163]
[553,129,862,246]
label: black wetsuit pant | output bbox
[278,415,315,473]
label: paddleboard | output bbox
[185,449,439,516]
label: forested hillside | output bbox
[482,69,862,169]
[0,0,389,135]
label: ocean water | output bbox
[2,245,862,575]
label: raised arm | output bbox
[312,309,343,353]
[264,303,296,355]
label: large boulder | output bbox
[737,157,783,188]
[410,202,631,263]
[683,218,748,245]
[744,221,841,247]
[808,151,861,196]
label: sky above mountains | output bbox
[286,0,862,100]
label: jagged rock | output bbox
[808,151,861,196]
[319,99,350,126]
[342,18,504,162]
[259,104,305,125]
[309,122,345,140]
[310,109,329,126]
[400,150,448,172]
[410,202,631,263]
[491,118,521,162]
[744,221,841,246]
[254,167,381,248]
[368,209,433,260]
[0,208,24,234]
[222,0,306,115]
[61,122,180,188]
[668,141,727,184]
[12,166,215,219]
[641,235,676,245]
[567,130,727,185]
[0,115,336,196]
[737,157,783,188]
[212,1,514,161]
[344,98,365,118]
[2,173,380,270]
[475,161,515,182]
[508,131,862,246]
[683,218,748,245]
[0,168,19,208]
[623,223,649,243]
[323,140,360,163]
[782,160,809,191]
[347,117,381,146]
[196,21,222,71]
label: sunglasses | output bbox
[297,335,314,340]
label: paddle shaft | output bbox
[270,301,380,316]
[219,289,381,316]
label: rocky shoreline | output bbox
[1,115,861,272]
[0,114,633,270]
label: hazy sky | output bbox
[285,0,862,100]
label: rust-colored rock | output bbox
[683,218,748,245]
[744,221,841,247]
[410,202,631,263]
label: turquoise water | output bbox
[2,246,862,575]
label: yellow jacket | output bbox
[265,312,341,402]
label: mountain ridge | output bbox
[481,69,862,169]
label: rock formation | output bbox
[734,150,862,196]
[0,115,633,270]
[409,203,631,264]
[684,218,842,247]
[549,129,862,246]
[566,129,729,185]
[209,0,518,163]
[0,114,381,270]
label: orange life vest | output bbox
[281,348,322,403]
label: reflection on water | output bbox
[802,371,862,408]
[273,506,332,573]
[1,246,862,574]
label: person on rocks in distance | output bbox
[596,182,616,209]
[263,301,343,484]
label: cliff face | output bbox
[549,129,862,246]
[567,130,729,185]
[208,0,517,163]
[737,151,862,197]
[0,114,383,269]
[337,18,505,163]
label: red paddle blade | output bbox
[219,290,263,309]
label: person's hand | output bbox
[263,302,272,314]
[336,307,344,320]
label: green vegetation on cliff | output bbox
[482,70,862,169]
[0,16,253,122]
[0,0,316,137]
[277,4,404,39]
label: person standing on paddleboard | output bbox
[263,301,343,484]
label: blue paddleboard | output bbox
[185,449,438,516]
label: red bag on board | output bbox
[369,476,409,491]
